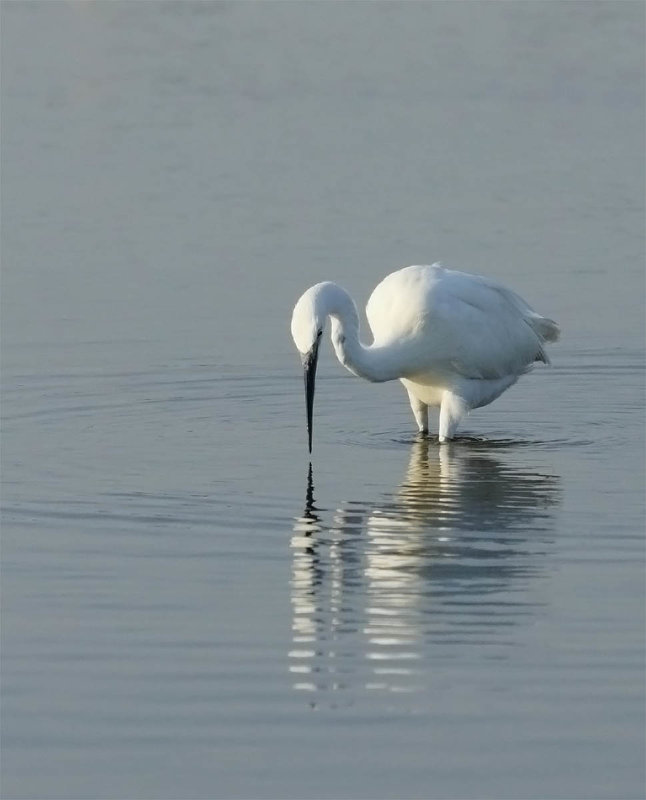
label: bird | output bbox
[291,263,560,451]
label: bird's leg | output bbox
[439,391,468,442]
[406,388,428,434]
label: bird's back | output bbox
[366,264,446,344]
[366,264,559,380]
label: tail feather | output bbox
[528,314,560,343]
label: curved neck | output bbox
[321,284,401,383]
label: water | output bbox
[1,3,644,799]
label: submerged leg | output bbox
[439,391,469,442]
[405,387,428,434]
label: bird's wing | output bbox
[366,264,557,380]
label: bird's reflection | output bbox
[289,439,560,703]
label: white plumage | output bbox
[291,263,560,449]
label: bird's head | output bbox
[291,283,332,454]
[290,283,329,356]
[291,281,359,453]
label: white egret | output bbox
[291,263,560,451]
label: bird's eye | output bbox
[317,329,323,338]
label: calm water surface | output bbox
[2,3,644,799]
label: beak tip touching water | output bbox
[302,342,319,454]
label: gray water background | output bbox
[1,2,644,799]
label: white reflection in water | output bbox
[290,439,560,703]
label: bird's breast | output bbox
[400,377,447,408]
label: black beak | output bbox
[301,341,320,453]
